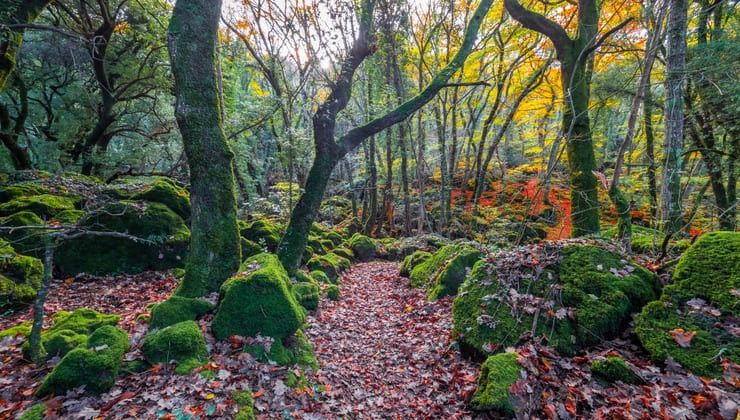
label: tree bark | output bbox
[168,0,241,297]
[0,0,52,91]
[660,0,688,234]
[0,74,32,169]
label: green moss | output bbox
[54,201,190,276]
[310,270,331,284]
[42,329,88,358]
[470,352,520,413]
[50,308,120,334]
[142,321,209,374]
[293,271,315,285]
[233,389,256,420]
[241,238,263,261]
[240,219,282,252]
[0,238,43,308]
[348,233,377,261]
[330,247,353,260]
[326,285,340,301]
[410,245,460,288]
[19,403,46,420]
[53,209,84,224]
[590,356,638,384]
[453,244,659,356]
[0,183,49,202]
[37,325,128,396]
[212,253,306,340]
[306,253,350,283]
[323,231,344,246]
[427,247,483,300]
[0,194,77,218]
[400,251,431,277]
[293,282,320,310]
[0,320,31,338]
[149,295,214,329]
[0,211,45,256]
[105,177,191,220]
[244,330,317,368]
[635,232,740,377]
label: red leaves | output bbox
[670,328,698,348]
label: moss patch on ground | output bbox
[453,242,659,356]
[306,253,350,283]
[590,356,639,384]
[470,352,520,413]
[149,295,214,329]
[212,253,305,340]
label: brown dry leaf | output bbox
[670,328,697,348]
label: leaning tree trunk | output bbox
[168,0,240,297]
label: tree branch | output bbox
[503,0,572,58]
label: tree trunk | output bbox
[660,0,688,234]
[0,74,32,169]
[168,0,240,297]
[0,0,52,91]
[28,236,54,365]
[644,76,658,220]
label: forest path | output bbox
[303,261,479,418]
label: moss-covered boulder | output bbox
[306,252,350,283]
[54,200,190,276]
[241,238,263,261]
[0,194,78,219]
[19,403,47,420]
[453,242,660,356]
[590,356,639,384]
[149,296,214,329]
[635,231,739,377]
[310,270,331,284]
[0,211,45,256]
[331,247,354,261]
[293,282,320,311]
[244,330,317,368]
[36,325,128,396]
[470,352,520,413]
[0,183,50,202]
[142,321,209,374]
[326,284,340,301]
[409,244,483,300]
[400,251,432,277]
[233,389,256,420]
[212,253,305,340]
[240,219,282,252]
[0,238,43,308]
[323,231,344,247]
[104,176,191,220]
[348,233,377,261]
[0,321,31,339]
[23,308,120,360]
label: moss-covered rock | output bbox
[212,253,305,340]
[244,330,317,368]
[0,238,43,308]
[293,282,320,310]
[323,231,344,247]
[149,295,214,329]
[470,352,520,413]
[635,231,739,377]
[399,251,432,277]
[0,183,50,202]
[306,253,350,283]
[326,284,340,301]
[240,219,282,252]
[233,389,256,420]
[0,194,77,219]
[348,233,377,261]
[142,321,209,374]
[310,270,331,284]
[105,176,191,220]
[42,329,88,359]
[427,247,483,300]
[409,244,483,300]
[54,209,84,224]
[24,308,120,360]
[0,211,45,256]
[590,356,638,384]
[0,320,31,338]
[36,325,128,396]
[54,200,190,276]
[453,242,660,356]
[331,247,354,260]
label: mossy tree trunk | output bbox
[168,0,241,297]
[0,0,52,91]
[278,0,494,273]
[504,0,632,236]
[0,73,31,169]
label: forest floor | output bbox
[0,262,480,419]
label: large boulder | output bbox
[149,295,214,329]
[635,231,739,377]
[36,325,128,396]
[0,194,78,219]
[54,200,190,276]
[453,242,659,356]
[104,176,191,220]
[399,251,432,277]
[0,238,43,308]
[348,233,377,261]
[306,252,351,283]
[410,244,483,300]
[240,219,282,252]
[212,253,305,340]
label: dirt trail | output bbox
[303,261,479,418]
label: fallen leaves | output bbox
[670,328,698,348]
